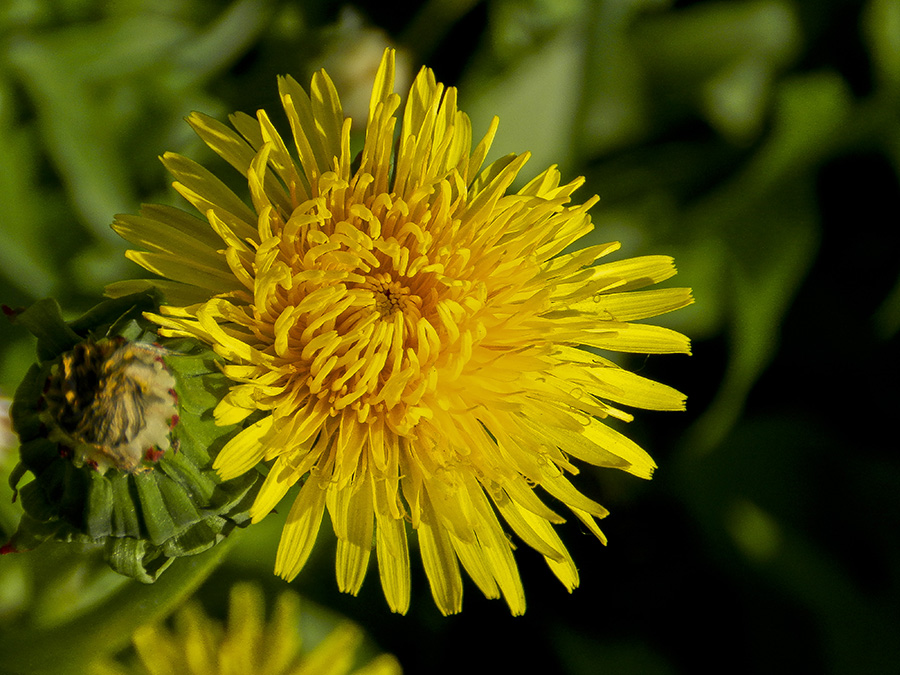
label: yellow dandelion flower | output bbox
[110,48,692,615]
[93,582,401,675]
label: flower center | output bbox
[252,183,490,434]
[362,272,424,319]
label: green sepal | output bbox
[5,293,261,583]
[159,447,217,503]
[12,298,82,362]
[109,473,142,538]
[8,363,46,443]
[66,290,161,339]
[86,470,114,539]
[7,461,27,496]
[156,470,203,527]
[2,513,67,552]
[105,537,174,583]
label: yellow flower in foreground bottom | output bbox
[94,583,400,675]
[110,49,692,615]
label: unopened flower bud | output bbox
[5,293,260,582]
[42,337,178,474]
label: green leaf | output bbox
[684,179,818,456]
[461,18,587,176]
[864,0,900,93]
[675,74,851,454]
[5,16,192,241]
[577,0,661,155]
[629,0,801,142]
[0,76,59,298]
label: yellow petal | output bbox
[187,111,257,175]
[587,254,679,292]
[125,250,239,293]
[374,500,411,614]
[492,490,566,563]
[213,414,274,480]
[539,468,610,519]
[250,454,300,523]
[105,278,211,307]
[275,475,327,581]
[568,287,694,322]
[583,322,692,355]
[418,496,463,615]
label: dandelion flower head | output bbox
[111,49,693,615]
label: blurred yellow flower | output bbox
[93,583,400,675]
[111,49,692,615]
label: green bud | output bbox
[4,292,260,582]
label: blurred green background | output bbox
[1,0,899,673]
